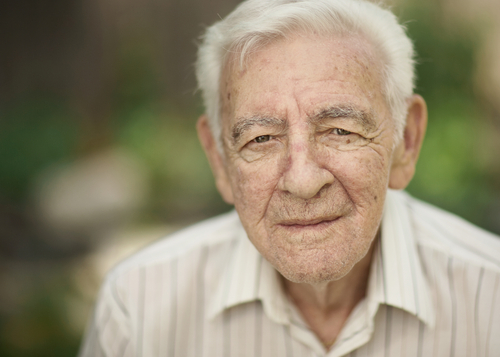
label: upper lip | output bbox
[279,217,339,226]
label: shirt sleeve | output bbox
[78,274,134,357]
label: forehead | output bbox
[221,33,388,126]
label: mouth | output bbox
[277,217,340,230]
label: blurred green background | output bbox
[1,0,499,356]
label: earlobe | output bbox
[389,95,428,190]
[196,115,235,204]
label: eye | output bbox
[332,128,352,136]
[254,135,271,143]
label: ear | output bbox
[196,115,235,204]
[389,94,428,190]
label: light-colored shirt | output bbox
[79,190,500,357]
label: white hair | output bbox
[195,0,416,148]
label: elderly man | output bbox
[79,0,500,356]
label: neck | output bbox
[283,237,377,350]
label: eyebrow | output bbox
[231,116,287,143]
[231,105,376,143]
[311,105,377,131]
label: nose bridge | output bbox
[281,131,334,199]
[288,135,316,169]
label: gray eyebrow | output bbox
[311,105,377,131]
[231,116,287,143]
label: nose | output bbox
[279,141,334,199]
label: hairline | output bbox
[196,0,416,152]
[221,31,389,147]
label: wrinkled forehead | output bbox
[219,32,387,123]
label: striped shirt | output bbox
[79,189,500,357]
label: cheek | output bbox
[331,150,390,201]
[229,158,282,210]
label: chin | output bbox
[271,247,356,284]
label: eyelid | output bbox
[317,116,369,132]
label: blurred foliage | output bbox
[108,30,231,221]
[0,266,81,357]
[400,1,500,232]
[114,102,229,222]
[0,97,79,202]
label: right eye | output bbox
[332,128,352,136]
[254,135,271,143]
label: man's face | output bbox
[212,34,404,284]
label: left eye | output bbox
[332,128,352,135]
[254,135,271,143]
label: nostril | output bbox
[312,183,331,199]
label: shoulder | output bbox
[400,191,500,271]
[80,211,244,355]
[106,210,242,283]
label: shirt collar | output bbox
[367,189,435,327]
[208,190,435,327]
[207,222,290,324]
